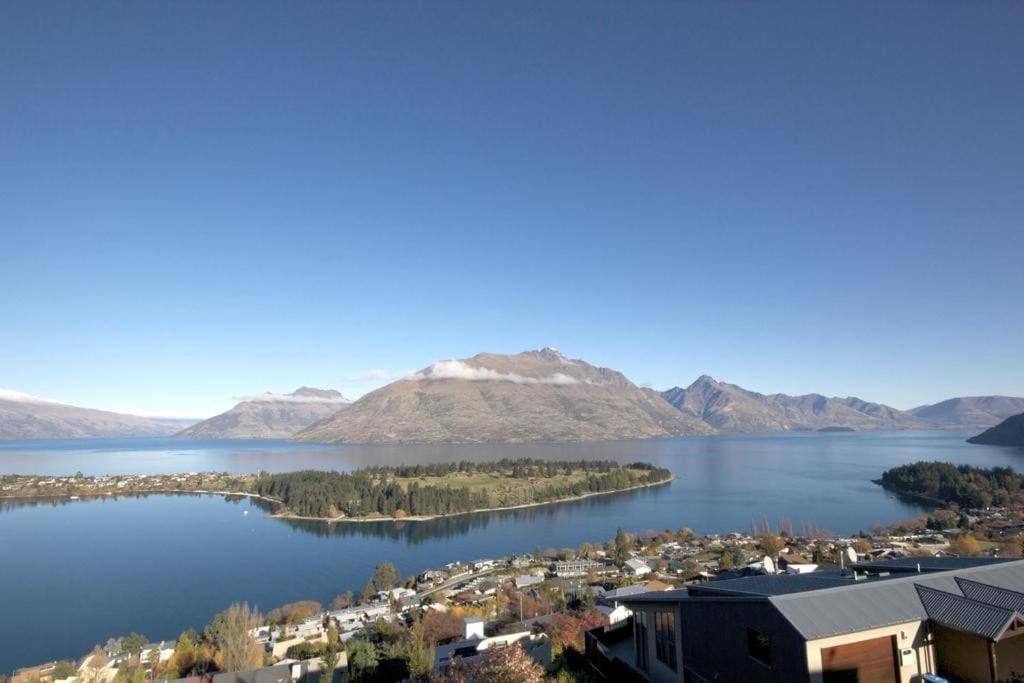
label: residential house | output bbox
[553,558,602,577]
[590,557,1024,682]
[435,618,552,673]
[516,574,545,589]
[625,558,652,577]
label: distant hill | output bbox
[294,348,713,444]
[661,376,923,434]
[908,396,1024,429]
[0,389,193,439]
[176,387,349,439]
[967,413,1024,447]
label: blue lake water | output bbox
[1,431,1022,672]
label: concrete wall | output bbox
[806,620,933,683]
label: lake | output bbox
[1,430,1022,672]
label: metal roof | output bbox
[852,557,1014,572]
[956,577,1024,613]
[622,558,1024,642]
[916,585,1017,642]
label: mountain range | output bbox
[294,348,712,444]
[907,396,1024,429]
[661,376,923,433]
[967,412,1024,447]
[0,390,193,439]
[176,387,349,439]
[3,350,1021,442]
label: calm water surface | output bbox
[1,431,1022,672]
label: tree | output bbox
[267,600,323,625]
[949,534,980,557]
[344,639,379,682]
[206,603,264,673]
[852,537,872,556]
[52,661,77,681]
[123,633,148,658]
[760,532,785,560]
[320,624,339,683]
[472,642,544,683]
[613,527,630,565]
[330,592,354,610]
[420,609,464,645]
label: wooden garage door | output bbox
[821,635,898,683]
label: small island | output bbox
[0,459,673,522]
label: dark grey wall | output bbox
[677,598,808,682]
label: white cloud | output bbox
[232,393,351,405]
[335,369,411,387]
[414,360,578,385]
[0,388,63,405]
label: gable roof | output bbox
[623,558,1024,641]
[916,585,1019,642]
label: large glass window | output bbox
[654,610,677,671]
[747,627,773,666]
[634,611,649,672]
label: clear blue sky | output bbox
[1,2,1021,417]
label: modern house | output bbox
[434,617,552,673]
[588,557,1024,682]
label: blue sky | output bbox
[1,2,1021,418]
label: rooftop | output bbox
[622,557,1024,641]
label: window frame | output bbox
[746,627,773,668]
[653,609,677,671]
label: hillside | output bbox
[294,348,712,444]
[661,376,922,433]
[176,387,349,439]
[909,396,1024,429]
[0,390,192,439]
[966,413,1024,447]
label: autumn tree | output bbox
[852,537,872,556]
[760,532,785,560]
[330,592,354,610]
[949,534,980,557]
[419,609,464,645]
[472,642,544,683]
[267,600,323,625]
[206,603,264,673]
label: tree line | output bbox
[878,461,1024,509]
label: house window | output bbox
[635,611,649,672]
[747,627,773,666]
[654,610,677,671]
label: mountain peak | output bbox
[689,374,721,388]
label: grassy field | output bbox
[391,467,648,508]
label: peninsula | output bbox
[0,459,673,522]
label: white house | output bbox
[624,558,651,577]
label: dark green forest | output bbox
[252,459,671,518]
[878,461,1024,509]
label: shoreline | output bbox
[0,475,674,523]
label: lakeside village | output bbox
[11,462,1024,682]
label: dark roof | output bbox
[956,577,1024,613]
[622,558,1024,641]
[688,572,862,597]
[852,557,1014,573]
[916,585,1018,641]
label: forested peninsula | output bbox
[0,459,672,522]
[877,461,1024,509]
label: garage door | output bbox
[821,635,898,683]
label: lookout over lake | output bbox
[2,429,1023,672]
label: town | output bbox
[10,498,1024,683]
